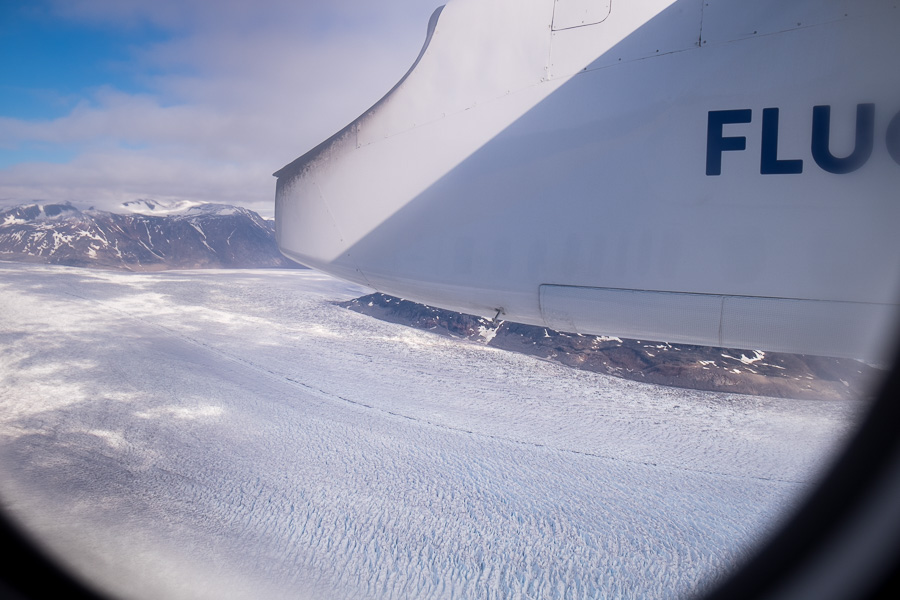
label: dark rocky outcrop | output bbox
[340,293,881,400]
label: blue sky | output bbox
[0,2,166,121]
[0,0,438,215]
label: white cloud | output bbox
[0,150,275,214]
[0,0,441,215]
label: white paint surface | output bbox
[276,0,900,360]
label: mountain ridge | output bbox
[0,201,297,271]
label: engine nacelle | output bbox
[276,0,900,360]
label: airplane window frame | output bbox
[700,339,900,600]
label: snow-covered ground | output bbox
[0,262,865,600]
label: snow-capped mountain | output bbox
[340,293,880,401]
[0,201,298,270]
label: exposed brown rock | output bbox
[339,293,881,401]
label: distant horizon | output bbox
[0,196,276,218]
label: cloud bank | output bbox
[0,0,441,216]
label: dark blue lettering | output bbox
[811,104,874,174]
[886,110,900,165]
[761,108,803,174]
[706,109,752,176]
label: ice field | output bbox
[0,263,865,599]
